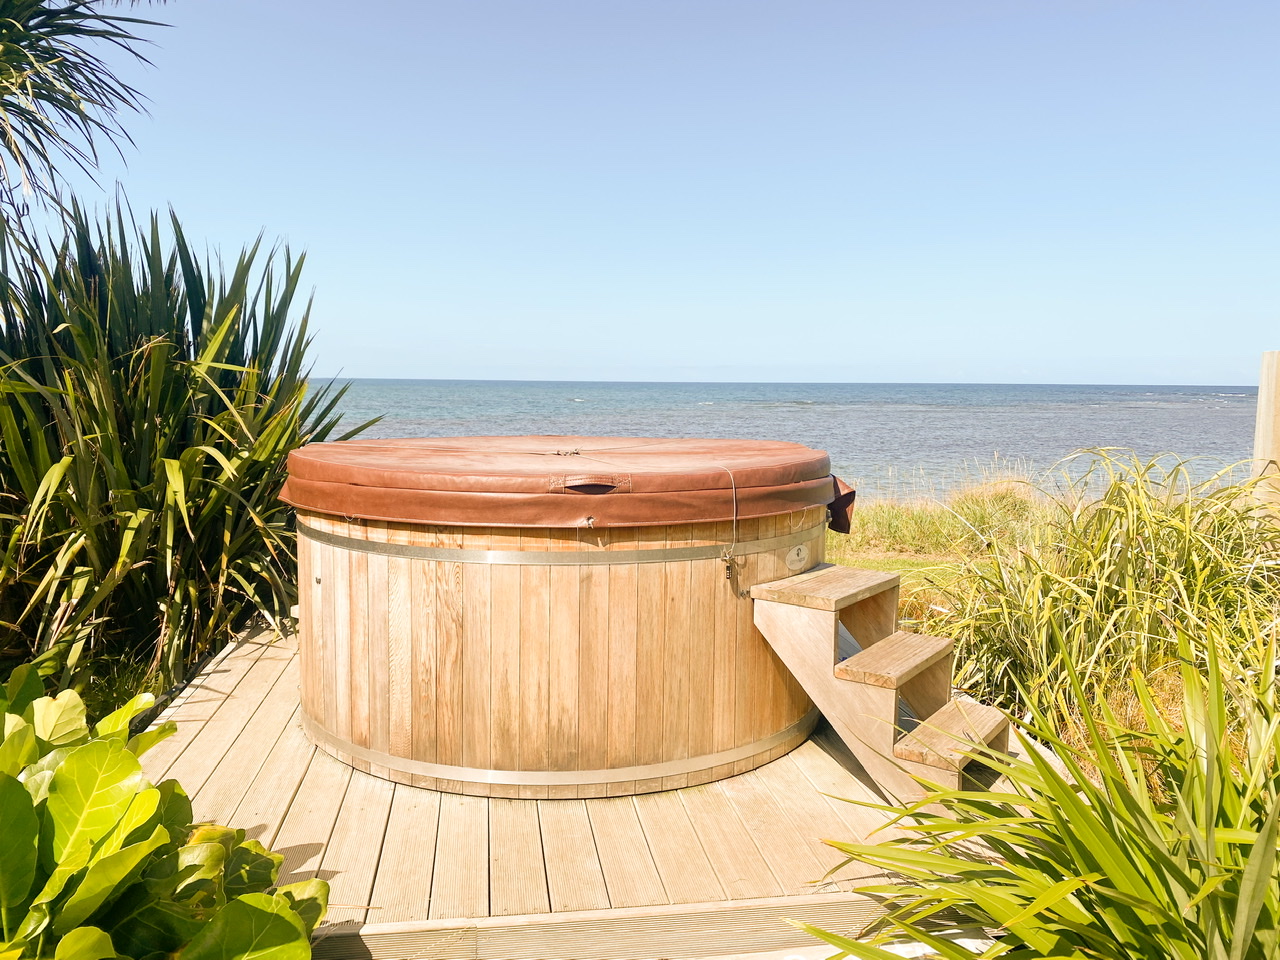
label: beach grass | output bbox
[832,451,1280,752]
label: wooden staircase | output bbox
[751,564,1009,801]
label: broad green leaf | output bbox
[103,887,203,960]
[0,718,37,776]
[54,824,169,934]
[0,774,38,933]
[154,779,193,845]
[30,691,90,748]
[52,925,116,960]
[177,892,309,960]
[125,721,175,759]
[174,841,226,909]
[4,666,43,716]
[93,693,156,740]
[43,739,144,869]
[275,878,328,936]
[223,840,281,900]
[185,825,243,859]
[96,787,161,857]
[20,744,74,804]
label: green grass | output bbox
[806,627,1280,960]
[809,453,1280,958]
[830,451,1280,741]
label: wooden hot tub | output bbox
[280,436,854,798]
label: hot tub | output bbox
[281,436,854,798]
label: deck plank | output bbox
[189,657,301,825]
[539,799,609,912]
[633,790,724,904]
[317,771,395,924]
[756,751,883,886]
[587,797,667,908]
[273,749,353,885]
[787,734,895,841]
[718,767,835,894]
[148,618,907,946]
[489,798,550,916]
[227,708,315,846]
[430,794,489,919]
[368,785,441,923]
[141,635,273,778]
[161,641,294,796]
[679,782,783,900]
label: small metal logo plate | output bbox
[784,543,810,571]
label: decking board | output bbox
[140,641,901,956]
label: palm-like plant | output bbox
[802,616,1280,960]
[0,203,371,688]
[0,1,159,210]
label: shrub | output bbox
[800,623,1280,960]
[918,452,1280,723]
[0,205,369,690]
[0,662,327,958]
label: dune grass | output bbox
[831,451,1280,745]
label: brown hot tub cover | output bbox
[282,436,855,529]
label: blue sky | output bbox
[70,1,1278,383]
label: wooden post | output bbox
[1253,351,1280,506]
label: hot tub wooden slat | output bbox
[632,526,666,794]
[578,562,610,793]
[334,517,356,760]
[298,506,825,796]
[433,527,464,793]
[366,524,392,780]
[546,561,580,799]
[410,548,436,772]
[387,551,413,762]
[605,562,638,795]
[660,525,691,792]
[461,528,492,791]
[518,558,551,801]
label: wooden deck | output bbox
[142,631,905,959]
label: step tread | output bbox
[750,564,899,612]
[893,699,1008,771]
[833,631,953,688]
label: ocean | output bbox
[327,380,1258,499]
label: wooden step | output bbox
[750,564,899,612]
[833,631,952,688]
[893,699,1009,772]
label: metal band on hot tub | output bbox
[296,519,822,565]
[300,708,820,786]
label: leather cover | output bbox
[282,436,856,529]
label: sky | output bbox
[61,0,1280,384]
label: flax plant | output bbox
[800,615,1280,960]
[0,1,160,210]
[919,452,1280,723]
[0,204,368,689]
